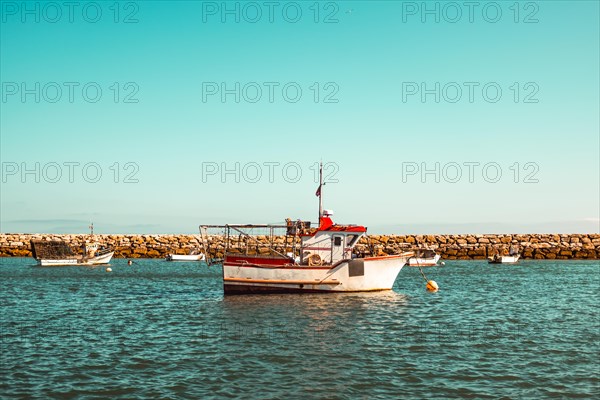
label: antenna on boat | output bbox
[316,161,323,221]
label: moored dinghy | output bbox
[166,249,206,262]
[408,249,442,267]
[488,244,520,264]
[488,254,520,264]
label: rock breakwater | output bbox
[1,233,598,260]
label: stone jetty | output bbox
[1,233,599,260]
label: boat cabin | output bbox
[300,210,367,266]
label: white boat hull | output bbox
[408,254,441,267]
[166,254,205,262]
[38,251,114,266]
[39,258,79,266]
[222,254,411,294]
[488,255,520,264]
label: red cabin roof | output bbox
[302,217,367,236]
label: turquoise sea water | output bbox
[1,258,598,399]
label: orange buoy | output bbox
[426,280,438,292]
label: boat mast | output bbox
[318,161,323,221]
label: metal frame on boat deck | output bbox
[199,222,308,266]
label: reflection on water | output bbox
[0,258,598,398]
[221,290,409,311]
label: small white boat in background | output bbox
[408,249,442,267]
[488,245,520,264]
[488,254,520,264]
[166,250,205,262]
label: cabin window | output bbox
[333,236,342,246]
[346,235,359,247]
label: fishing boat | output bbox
[30,223,114,266]
[200,163,414,294]
[408,249,442,267]
[30,240,114,266]
[166,249,206,262]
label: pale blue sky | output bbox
[1,1,599,234]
